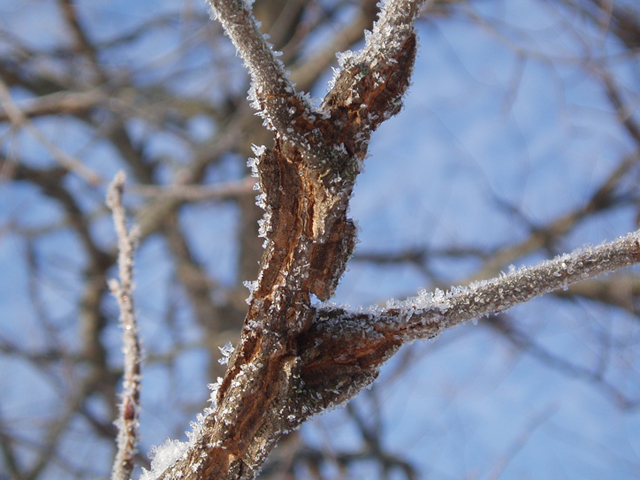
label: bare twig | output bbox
[107,172,142,480]
[59,0,106,81]
[0,88,107,121]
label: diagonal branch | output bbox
[206,0,319,154]
[297,230,640,402]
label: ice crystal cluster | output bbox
[139,378,222,480]
[217,341,235,365]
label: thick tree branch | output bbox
[145,0,423,478]
[136,1,640,479]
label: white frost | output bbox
[208,377,223,409]
[218,341,234,366]
[243,279,258,304]
[336,49,356,68]
[140,439,189,480]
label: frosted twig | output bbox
[316,230,640,344]
[107,172,142,480]
[389,230,640,341]
[0,78,102,185]
[351,0,427,66]
[207,0,290,97]
[206,0,315,145]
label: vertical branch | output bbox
[107,172,142,480]
[356,0,425,62]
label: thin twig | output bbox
[0,88,107,121]
[397,229,640,338]
[107,171,142,480]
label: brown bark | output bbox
[157,25,418,480]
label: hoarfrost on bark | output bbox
[140,439,189,480]
[139,381,222,480]
[208,377,223,409]
[243,279,259,304]
[207,0,315,146]
[217,341,235,365]
[353,0,423,65]
[133,0,640,478]
[257,212,272,239]
[335,50,356,69]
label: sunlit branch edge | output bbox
[316,230,640,345]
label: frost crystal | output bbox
[254,191,268,210]
[208,377,223,409]
[336,50,356,68]
[247,145,265,179]
[243,279,258,304]
[218,341,234,365]
[251,144,266,157]
[140,439,188,480]
[258,213,272,238]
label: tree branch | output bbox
[206,0,321,156]
[107,172,142,480]
[313,230,640,347]
[291,231,640,420]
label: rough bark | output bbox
[149,0,640,477]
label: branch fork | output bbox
[142,0,640,478]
